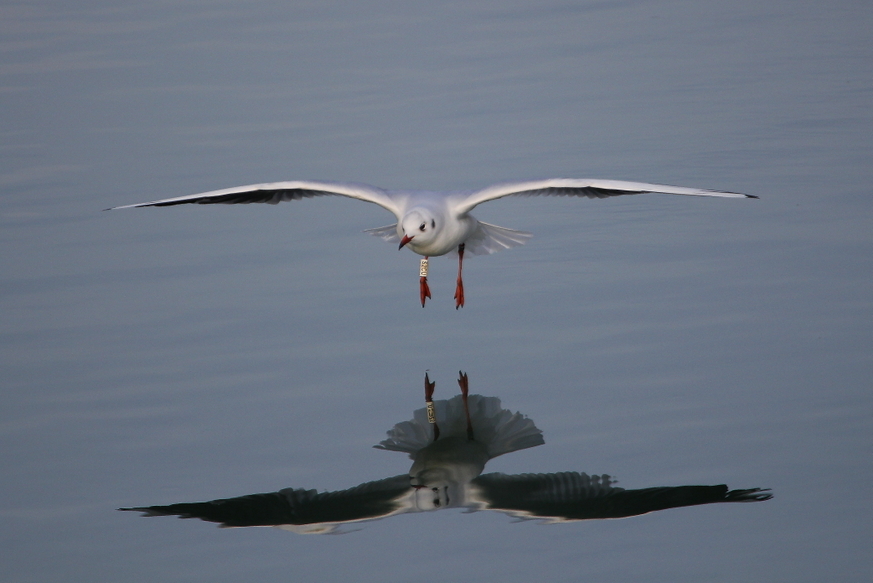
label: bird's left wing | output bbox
[107,180,401,216]
[119,474,414,529]
[456,178,756,214]
[471,471,771,522]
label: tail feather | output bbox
[363,223,399,243]
[464,221,533,256]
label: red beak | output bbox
[399,234,414,250]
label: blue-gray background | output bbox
[2,1,870,581]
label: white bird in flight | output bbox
[109,178,756,308]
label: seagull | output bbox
[109,178,757,307]
[119,372,771,533]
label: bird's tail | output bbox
[463,221,533,256]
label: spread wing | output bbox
[107,180,401,216]
[471,471,771,521]
[119,474,413,528]
[456,178,756,214]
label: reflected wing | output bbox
[107,180,400,216]
[119,474,413,528]
[471,471,771,521]
[457,178,756,214]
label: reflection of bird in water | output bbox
[377,371,545,510]
[120,372,771,534]
[108,178,756,308]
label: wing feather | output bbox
[471,471,771,521]
[457,178,756,214]
[108,180,400,216]
[118,474,413,528]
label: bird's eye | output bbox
[419,223,426,232]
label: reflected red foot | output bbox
[457,371,473,440]
[457,371,469,397]
[420,276,431,307]
[454,278,464,309]
[424,372,436,401]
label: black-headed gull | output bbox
[109,178,757,308]
[119,372,771,533]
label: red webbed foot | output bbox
[454,278,464,309]
[420,276,431,307]
[454,244,466,309]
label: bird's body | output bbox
[109,178,756,307]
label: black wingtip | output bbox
[725,487,772,502]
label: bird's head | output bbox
[398,209,438,250]
[410,469,453,509]
[410,467,452,490]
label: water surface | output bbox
[2,1,870,582]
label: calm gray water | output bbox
[2,1,870,581]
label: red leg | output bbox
[454,244,465,309]
[419,257,431,308]
[424,372,439,441]
[457,371,473,440]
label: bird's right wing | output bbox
[119,474,414,529]
[107,180,401,216]
[471,471,771,522]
